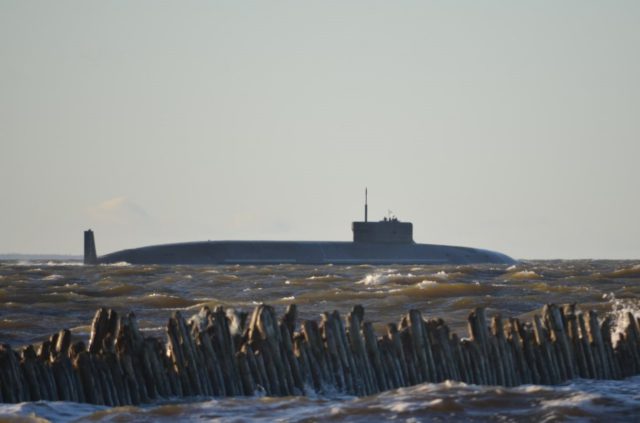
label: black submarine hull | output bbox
[97,240,516,265]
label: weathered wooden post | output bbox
[4,302,640,406]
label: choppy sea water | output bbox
[1,260,639,422]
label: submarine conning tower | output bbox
[352,189,414,244]
[352,219,414,243]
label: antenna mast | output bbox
[364,188,368,222]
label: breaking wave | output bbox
[357,272,424,286]
[3,378,640,422]
[609,264,640,278]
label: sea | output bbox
[1,260,639,422]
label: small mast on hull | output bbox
[364,188,368,222]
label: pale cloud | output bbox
[87,197,150,224]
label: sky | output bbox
[1,1,639,259]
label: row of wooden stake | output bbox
[1,303,640,405]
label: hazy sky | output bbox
[1,1,639,259]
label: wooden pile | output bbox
[1,303,640,405]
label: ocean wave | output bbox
[306,274,342,282]
[539,391,604,412]
[505,270,541,280]
[429,270,451,280]
[357,272,423,286]
[46,261,83,266]
[42,274,64,281]
[99,261,131,267]
[609,264,640,278]
[139,293,200,309]
[0,401,107,422]
[214,274,240,282]
[417,280,438,289]
[9,261,80,267]
[606,294,640,345]
[39,291,89,302]
[401,282,490,298]
[1,373,640,422]
[93,283,139,297]
[0,318,33,330]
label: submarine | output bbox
[84,192,515,266]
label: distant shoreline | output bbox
[0,254,82,260]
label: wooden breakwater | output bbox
[1,303,640,405]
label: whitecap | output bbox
[42,274,64,281]
[100,261,131,267]
[389,401,412,412]
[357,272,416,286]
[417,280,438,289]
[430,270,450,280]
[607,294,640,345]
[507,270,540,279]
[46,261,83,266]
[540,391,602,409]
